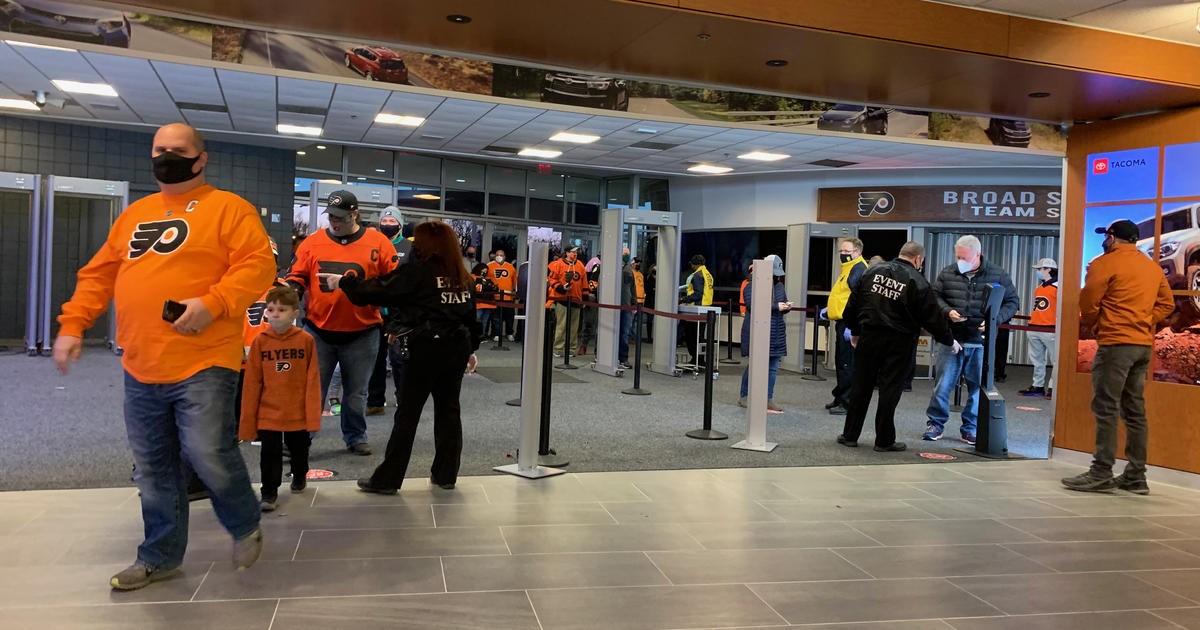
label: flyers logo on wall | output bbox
[128,219,189,259]
[857,192,896,217]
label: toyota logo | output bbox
[53,15,68,24]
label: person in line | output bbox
[486,249,518,341]
[644,264,657,342]
[737,256,790,411]
[472,262,499,342]
[580,255,602,354]
[867,255,885,266]
[825,238,868,416]
[923,235,1019,446]
[838,242,958,452]
[738,264,752,315]
[54,122,272,589]
[1062,220,1173,494]
[1020,257,1059,398]
[286,191,397,456]
[366,208,411,416]
[320,221,482,493]
[679,254,714,365]
[462,245,478,271]
[618,250,637,369]
[548,246,589,357]
[238,286,320,511]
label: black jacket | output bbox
[843,258,954,346]
[930,256,1020,344]
[338,259,482,352]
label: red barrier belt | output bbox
[1000,323,1056,333]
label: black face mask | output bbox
[839,253,854,263]
[152,151,201,184]
[380,224,401,238]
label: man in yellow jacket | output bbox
[679,254,713,365]
[825,238,868,415]
[1062,219,1173,495]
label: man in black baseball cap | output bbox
[1094,219,1140,245]
[323,190,359,238]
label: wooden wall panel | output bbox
[1057,107,1200,473]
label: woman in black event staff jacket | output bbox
[319,221,482,493]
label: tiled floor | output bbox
[8,459,1200,629]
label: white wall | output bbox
[670,167,1063,230]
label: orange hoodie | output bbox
[239,325,321,437]
[57,185,275,384]
[1079,243,1175,346]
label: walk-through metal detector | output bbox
[594,208,682,377]
[307,182,395,233]
[0,172,41,354]
[40,176,129,355]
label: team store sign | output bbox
[818,185,1062,224]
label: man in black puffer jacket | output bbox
[923,235,1019,446]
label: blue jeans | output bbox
[307,325,380,447]
[925,343,983,436]
[478,309,497,339]
[618,310,634,363]
[740,356,781,399]
[124,367,259,570]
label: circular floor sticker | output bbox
[919,452,957,461]
[288,469,336,480]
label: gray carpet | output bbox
[0,343,1055,491]
[474,366,583,384]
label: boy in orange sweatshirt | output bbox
[239,286,321,511]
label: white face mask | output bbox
[495,256,505,264]
[956,259,975,274]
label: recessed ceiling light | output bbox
[1028,92,1051,98]
[549,131,600,144]
[455,178,466,183]
[687,164,733,174]
[765,59,788,67]
[5,40,75,52]
[413,193,440,200]
[51,80,117,97]
[277,124,322,136]
[356,177,366,181]
[0,98,39,111]
[297,151,306,155]
[375,113,425,126]
[446,14,471,23]
[556,194,563,198]
[375,169,386,173]
[635,128,658,134]
[316,145,327,150]
[738,151,790,162]
[518,148,562,159]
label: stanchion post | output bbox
[622,303,651,396]
[687,310,727,440]
[492,296,510,351]
[720,299,740,365]
[506,302,523,407]
[801,311,827,381]
[539,305,568,467]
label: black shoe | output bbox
[1115,474,1150,495]
[348,442,372,456]
[357,478,397,495]
[874,442,907,452]
[824,399,840,410]
[291,477,307,494]
[828,405,847,416]
[1018,386,1045,396]
[1061,472,1116,493]
[836,434,858,448]
[995,375,1007,383]
[430,474,455,490]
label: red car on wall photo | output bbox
[343,46,409,83]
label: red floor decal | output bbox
[919,452,956,460]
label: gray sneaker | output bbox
[110,562,179,591]
[232,529,263,571]
[737,397,747,408]
[1115,474,1150,495]
[767,400,784,412]
[1061,472,1116,493]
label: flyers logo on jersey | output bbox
[566,270,581,282]
[276,361,292,372]
[492,268,511,278]
[129,219,189,259]
[1034,296,1050,312]
[246,302,267,327]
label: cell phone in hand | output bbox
[162,300,187,323]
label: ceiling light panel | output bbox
[550,131,601,143]
[518,148,562,158]
[0,97,38,110]
[738,151,791,161]
[4,40,76,52]
[687,164,733,174]
[375,113,426,126]
[50,80,117,97]
[277,123,322,136]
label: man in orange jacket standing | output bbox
[1063,219,1174,495]
[547,245,589,356]
[486,248,518,341]
[53,123,275,589]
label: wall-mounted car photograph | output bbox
[343,46,409,84]
[0,1,211,55]
[540,72,629,111]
